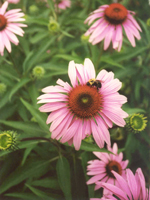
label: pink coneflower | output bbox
[54,0,71,10]
[7,0,20,4]
[0,1,26,56]
[37,58,128,150]
[99,168,150,200]
[84,3,142,51]
[87,143,128,195]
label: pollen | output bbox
[104,3,128,25]
[0,15,7,31]
[105,160,122,178]
[68,85,103,119]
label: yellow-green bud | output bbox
[32,66,45,79]
[29,5,39,15]
[0,83,6,95]
[0,131,18,150]
[81,34,90,43]
[146,18,150,26]
[84,135,94,143]
[126,113,147,133]
[48,17,60,33]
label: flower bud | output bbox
[48,17,60,33]
[32,66,45,79]
[0,131,18,150]
[126,113,147,133]
[0,83,6,95]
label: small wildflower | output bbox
[0,83,7,95]
[48,17,60,33]
[32,66,45,79]
[0,130,18,150]
[126,113,147,133]
[54,0,71,10]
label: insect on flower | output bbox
[86,79,102,91]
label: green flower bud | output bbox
[81,34,90,43]
[29,5,39,15]
[110,128,124,141]
[48,17,60,33]
[32,66,45,79]
[0,83,6,95]
[146,18,150,26]
[126,113,147,133]
[0,131,18,150]
[84,135,94,143]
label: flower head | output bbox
[84,3,142,51]
[48,17,60,33]
[126,113,147,133]
[100,168,150,200]
[54,0,71,10]
[87,143,128,194]
[37,58,128,150]
[0,1,27,56]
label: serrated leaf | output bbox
[56,157,72,200]
[9,77,30,101]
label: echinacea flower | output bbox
[99,168,150,200]
[7,0,20,4]
[37,58,128,150]
[87,143,128,195]
[0,1,27,56]
[54,0,71,10]
[84,3,142,51]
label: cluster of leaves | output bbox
[0,0,149,199]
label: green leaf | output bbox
[31,178,60,189]
[5,192,43,200]
[9,77,31,100]
[0,158,57,194]
[0,120,47,136]
[0,89,12,109]
[56,157,72,200]
[21,144,37,165]
[101,56,124,69]
[78,141,112,153]
[30,31,49,44]
[25,184,55,199]
[23,37,56,73]
[20,98,49,132]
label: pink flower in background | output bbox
[54,0,71,10]
[37,58,128,150]
[100,168,150,200]
[84,3,142,51]
[0,1,27,56]
[7,0,20,4]
[87,143,128,195]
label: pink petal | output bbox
[126,169,138,199]
[68,60,77,87]
[0,2,8,15]
[84,58,96,80]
